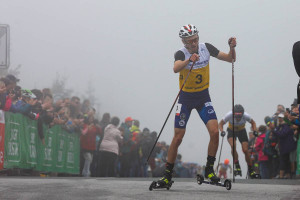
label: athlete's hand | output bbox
[220,131,226,137]
[189,53,199,63]
[228,37,237,48]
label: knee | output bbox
[242,147,248,154]
[84,152,93,162]
[210,129,219,142]
[173,135,183,146]
[173,129,185,146]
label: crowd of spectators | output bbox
[0,74,197,178]
[1,74,298,179]
[249,102,299,179]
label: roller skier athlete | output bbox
[150,24,236,190]
[219,104,260,179]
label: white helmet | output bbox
[21,89,36,99]
[179,24,198,38]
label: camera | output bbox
[291,112,298,117]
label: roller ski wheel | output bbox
[248,173,261,179]
[196,174,232,190]
[149,180,174,191]
[224,179,232,190]
[196,174,204,185]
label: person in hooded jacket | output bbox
[255,125,269,179]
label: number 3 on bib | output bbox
[195,74,202,84]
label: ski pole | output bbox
[231,57,235,183]
[216,131,226,174]
[146,60,196,163]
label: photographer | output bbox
[272,113,297,178]
[286,105,299,178]
[287,105,300,127]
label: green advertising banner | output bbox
[4,112,79,174]
[37,126,58,172]
[55,128,67,173]
[4,113,26,169]
[65,133,80,174]
[23,117,39,168]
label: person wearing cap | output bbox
[17,89,38,115]
[271,113,297,178]
[119,116,134,177]
[272,104,285,127]
[216,159,232,179]
[155,24,236,187]
[219,104,259,178]
[255,125,269,179]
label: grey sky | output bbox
[1,0,299,177]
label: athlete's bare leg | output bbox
[241,142,252,166]
[206,119,219,156]
[228,137,239,161]
[167,128,186,163]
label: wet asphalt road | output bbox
[0,177,299,200]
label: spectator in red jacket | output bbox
[255,125,269,179]
[80,114,101,177]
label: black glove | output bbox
[253,131,258,137]
[221,131,226,137]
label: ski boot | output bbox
[248,168,261,179]
[234,164,242,177]
[205,166,220,183]
[149,169,174,191]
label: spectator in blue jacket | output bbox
[272,113,297,178]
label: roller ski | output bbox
[149,168,174,191]
[196,174,232,190]
[196,166,232,190]
[149,179,174,191]
[248,168,261,179]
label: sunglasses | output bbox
[184,37,199,45]
[234,113,243,118]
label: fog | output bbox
[1,0,299,177]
